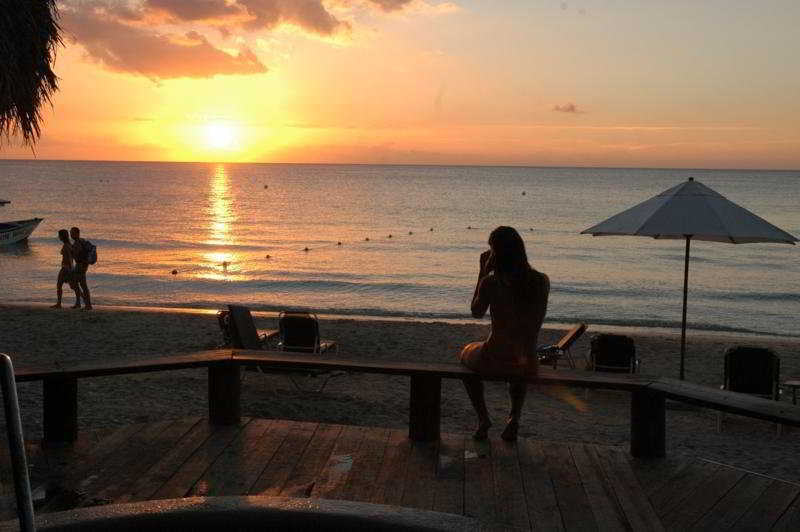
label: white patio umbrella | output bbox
[581,177,797,380]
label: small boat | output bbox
[0,199,10,206]
[0,218,43,245]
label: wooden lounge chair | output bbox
[218,305,279,349]
[536,323,587,369]
[717,346,781,433]
[277,311,338,355]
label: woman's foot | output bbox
[82,305,93,311]
[50,303,62,309]
[501,419,519,442]
[473,419,492,440]
[71,303,81,309]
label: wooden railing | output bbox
[8,349,800,459]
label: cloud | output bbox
[553,102,582,113]
[144,0,242,22]
[367,0,415,11]
[61,8,267,79]
[238,0,348,34]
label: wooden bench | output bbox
[9,350,800,460]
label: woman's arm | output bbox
[471,250,495,318]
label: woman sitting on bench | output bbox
[460,226,550,441]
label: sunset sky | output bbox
[4,0,799,169]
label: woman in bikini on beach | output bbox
[52,229,82,308]
[460,226,550,441]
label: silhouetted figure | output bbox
[51,229,82,308]
[459,226,549,441]
[70,227,92,310]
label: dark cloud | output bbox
[553,103,582,113]
[144,0,242,22]
[237,0,348,34]
[61,9,266,79]
[367,0,416,11]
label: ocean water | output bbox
[1,161,798,337]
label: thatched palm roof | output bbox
[0,0,62,146]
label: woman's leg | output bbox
[462,376,491,440]
[52,270,65,308]
[502,380,527,441]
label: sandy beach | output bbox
[1,303,799,484]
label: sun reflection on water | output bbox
[201,165,238,280]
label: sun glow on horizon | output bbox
[204,122,237,150]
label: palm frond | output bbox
[0,0,62,146]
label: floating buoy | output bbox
[388,234,392,238]
[467,226,472,230]
[303,247,310,252]
[365,237,370,241]
[337,241,342,246]
[222,261,229,269]
[265,254,271,259]
[264,185,268,189]
[408,231,413,235]
[171,269,178,275]
[522,191,526,196]
[430,228,433,232]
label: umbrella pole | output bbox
[680,236,691,380]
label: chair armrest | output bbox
[257,329,279,342]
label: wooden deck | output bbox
[3,417,799,531]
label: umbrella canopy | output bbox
[0,0,62,146]
[582,177,797,379]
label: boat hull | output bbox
[0,218,43,245]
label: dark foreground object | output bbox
[1,496,477,531]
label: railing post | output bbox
[409,375,441,442]
[208,361,241,425]
[630,389,665,458]
[43,377,78,445]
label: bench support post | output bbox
[630,390,665,458]
[409,375,441,442]
[208,362,241,425]
[43,377,78,445]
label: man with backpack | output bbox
[70,226,94,310]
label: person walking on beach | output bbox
[70,226,92,310]
[51,229,83,309]
[460,226,549,441]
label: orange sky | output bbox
[3,0,799,169]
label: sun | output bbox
[204,122,236,149]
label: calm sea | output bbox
[1,161,798,337]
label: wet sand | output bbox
[1,303,799,483]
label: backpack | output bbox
[83,240,97,265]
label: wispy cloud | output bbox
[553,102,582,114]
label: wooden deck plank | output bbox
[518,439,563,531]
[341,427,391,503]
[247,421,317,496]
[766,486,800,532]
[39,423,148,512]
[432,432,465,516]
[369,429,411,506]
[542,443,596,532]
[313,425,367,500]
[400,440,438,511]
[117,418,217,502]
[661,466,746,530]
[464,437,496,522]
[650,459,721,517]
[187,418,273,497]
[569,444,626,532]
[689,473,772,531]
[153,419,251,499]
[593,446,663,532]
[491,440,529,529]
[215,419,292,496]
[90,417,202,503]
[630,455,690,501]
[729,480,800,532]
[280,423,343,498]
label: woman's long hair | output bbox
[488,226,541,307]
[57,229,69,243]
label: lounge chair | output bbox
[277,311,338,355]
[587,334,638,373]
[717,346,781,433]
[218,305,279,349]
[537,323,587,369]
